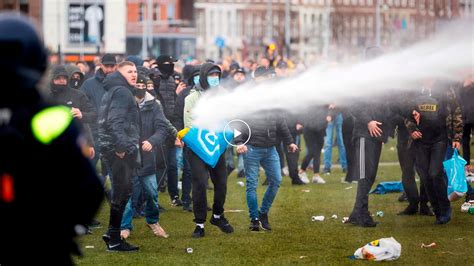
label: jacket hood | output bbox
[65,64,84,80]
[103,71,133,92]
[199,63,221,90]
[51,65,69,81]
[182,64,194,85]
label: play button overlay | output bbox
[233,129,242,138]
[223,119,251,147]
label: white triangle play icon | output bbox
[233,128,242,138]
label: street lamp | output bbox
[375,0,389,46]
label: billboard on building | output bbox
[68,1,104,45]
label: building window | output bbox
[367,0,373,5]
[139,3,145,22]
[359,0,365,6]
[167,4,175,20]
[153,4,158,21]
[394,0,400,6]
[409,0,415,7]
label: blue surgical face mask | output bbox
[193,75,200,86]
[207,76,220,88]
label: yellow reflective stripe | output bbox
[31,106,73,145]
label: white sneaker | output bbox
[299,172,310,184]
[282,166,289,176]
[312,174,326,184]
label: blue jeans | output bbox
[323,113,347,171]
[237,153,244,173]
[121,174,160,230]
[244,145,282,219]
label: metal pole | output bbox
[323,0,331,58]
[141,1,147,58]
[375,0,381,46]
[80,0,84,61]
[57,0,62,64]
[267,0,273,42]
[285,0,291,58]
[147,0,153,58]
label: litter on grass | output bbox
[421,243,437,248]
[353,237,401,261]
[311,216,325,221]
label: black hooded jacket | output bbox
[153,70,178,128]
[235,111,294,148]
[98,71,140,156]
[0,13,103,265]
[80,68,107,117]
[49,66,97,146]
[136,92,169,177]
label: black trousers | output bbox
[278,133,300,181]
[156,139,179,199]
[301,129,325,173]
[342,117,357,182]
[275,140,286,170]
[103,154,135,243]
[462,123,473,165]
[415,140,450,217]
[397,127,428,206]
[351,137,383,217]
[187,150,227,224]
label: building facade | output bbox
[0,0,42,24]
[195,0,463,62]
[42,0,127,62]
[126,0,196,59]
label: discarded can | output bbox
[421,242,436,248]
[311,216,325,221]
[186,247,193,254]
[461,202,471,213]
[342,217,349,224]
[331,214,338,219]
[237,181,245,187]
[376,211,384,217]
[85,245,94,249]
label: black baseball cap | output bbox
[156,55,178,64]
[101,54,117,65]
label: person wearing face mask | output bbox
[174,64,201,212]
[183,63,234,238]
[66,64,85,90]
[119,75,170,240]
[152,55,183,207]
[49,65,96,159]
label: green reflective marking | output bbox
[31,106,72,145]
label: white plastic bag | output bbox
[353,237,401,261]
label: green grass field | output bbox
[76,141,474,265]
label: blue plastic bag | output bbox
[179,127,233,168]
[443,149,467,201]
[370,182,404,194]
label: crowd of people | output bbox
[48,47,473,251]
[2,12,474,261]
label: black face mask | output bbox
[133,88,146,99]
[158,63,174,77]
[70,78,82,89]
[146,88,156,97]
[51,84,67,94]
